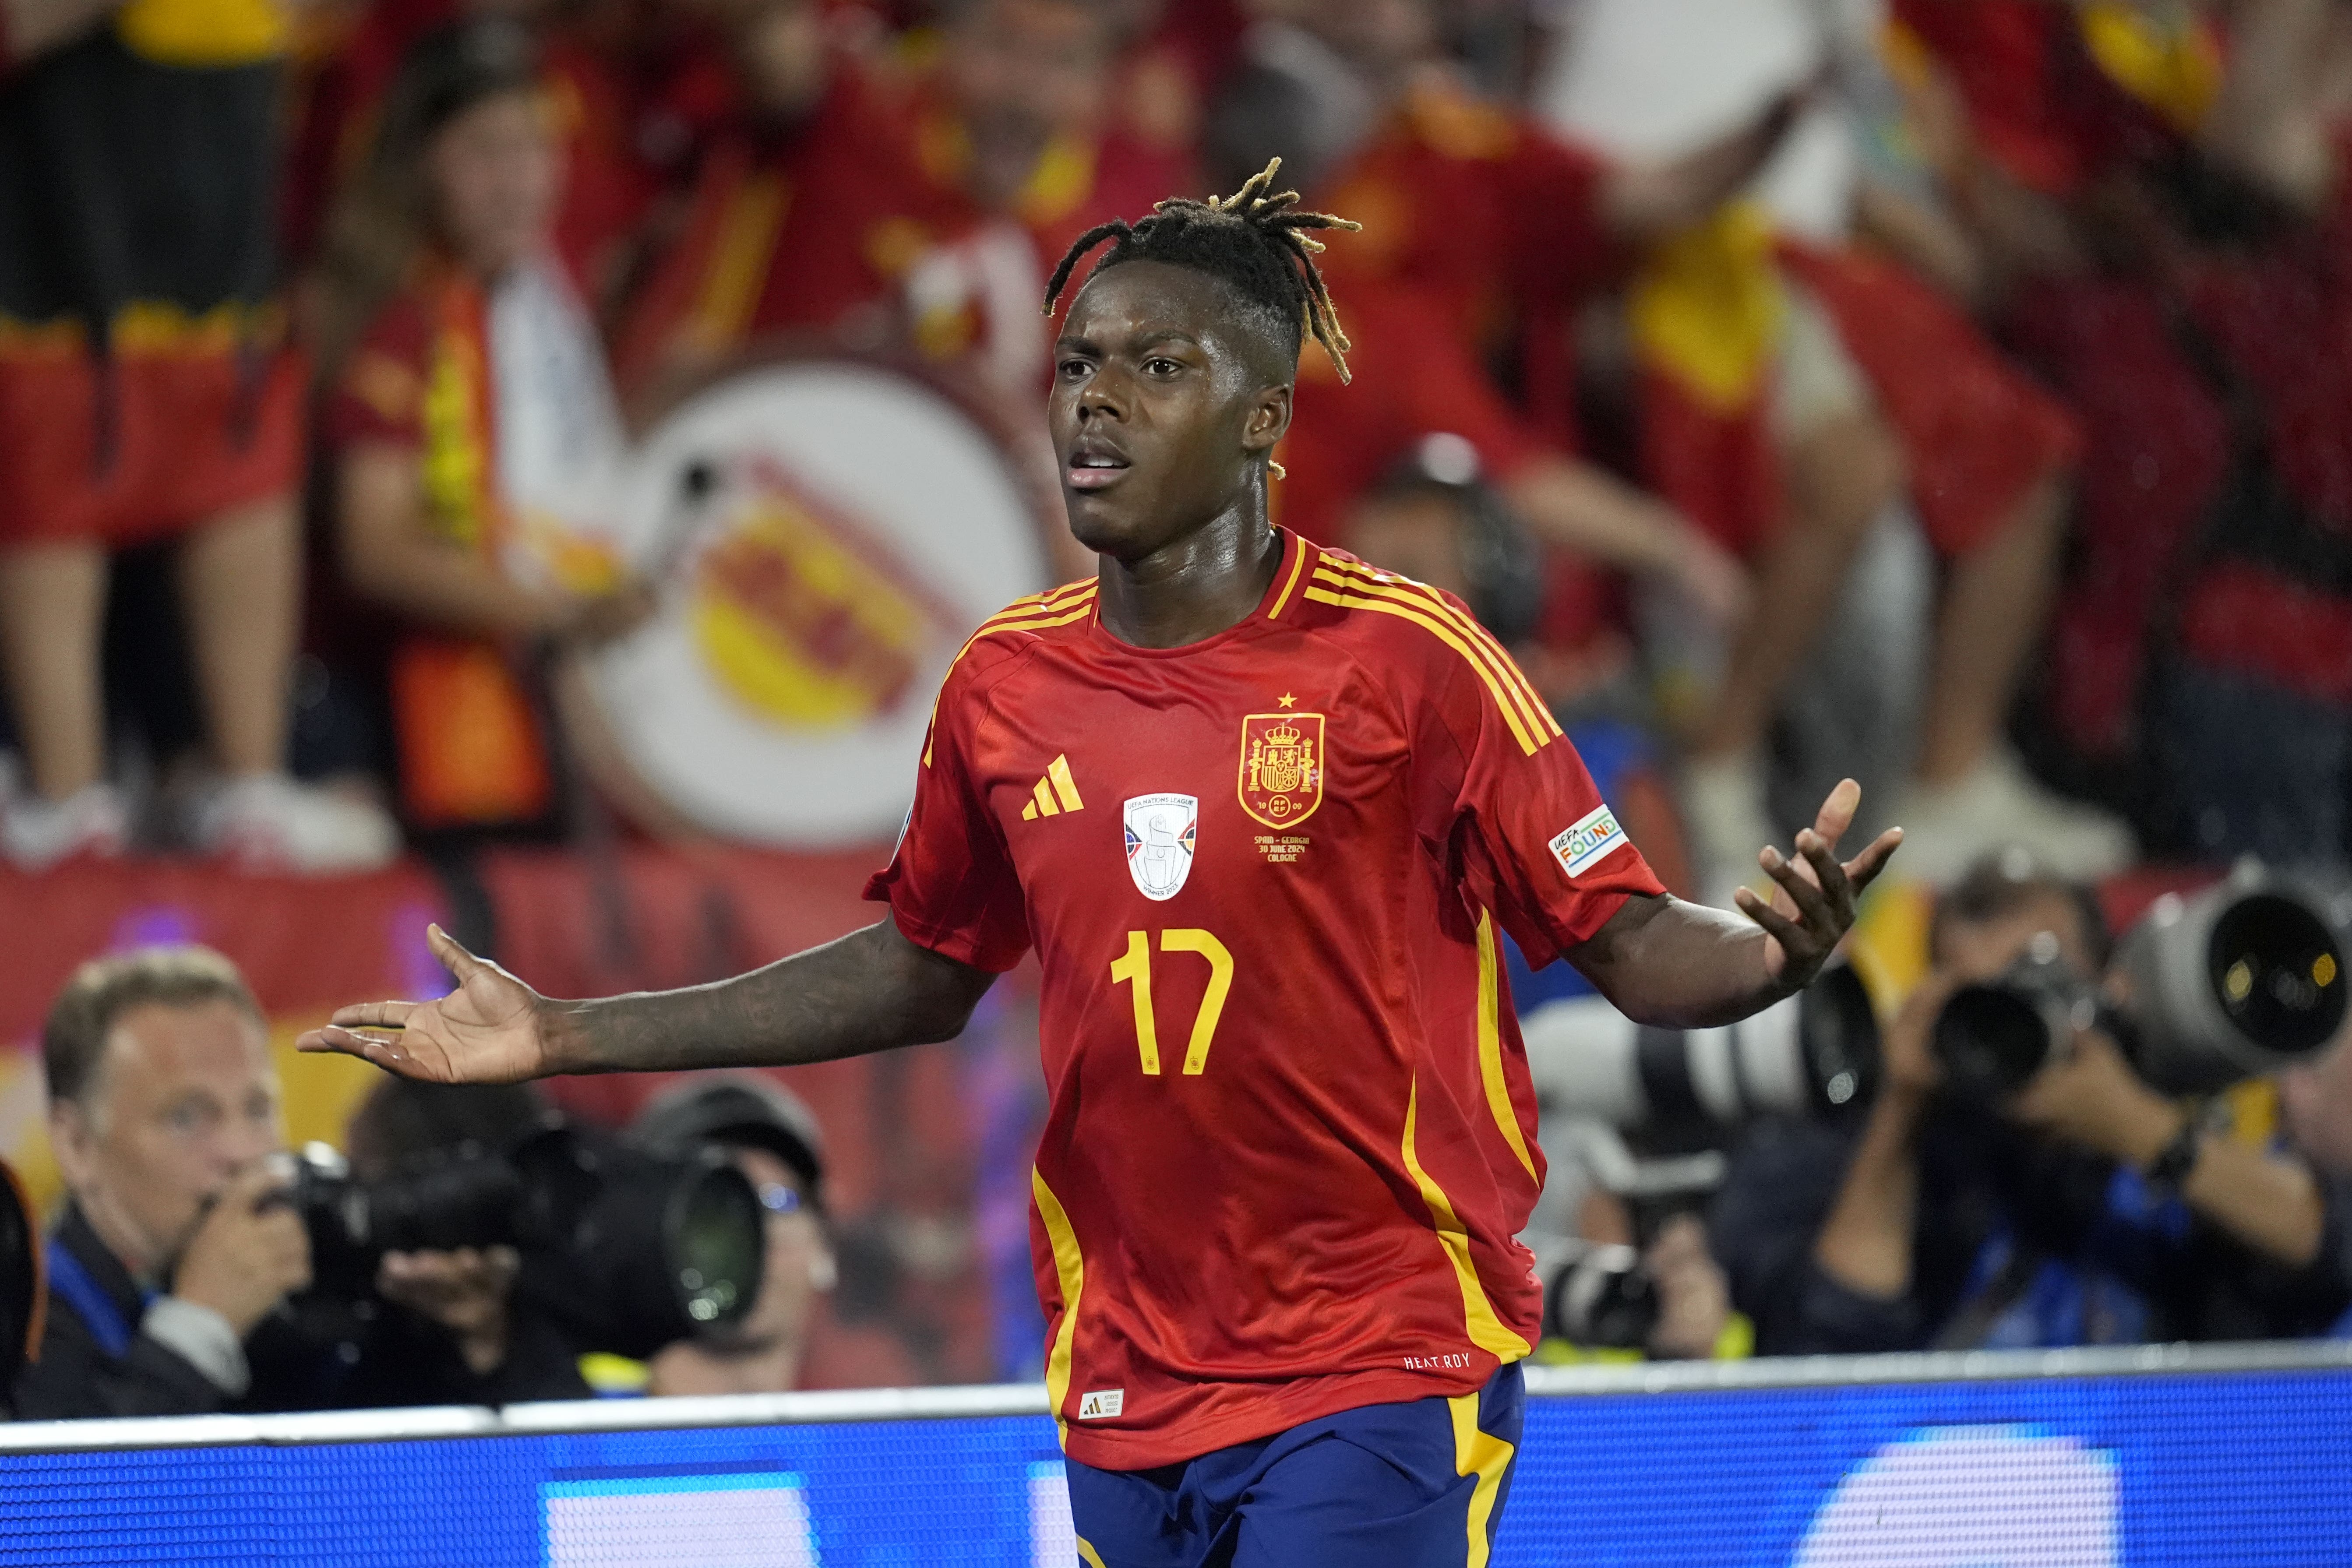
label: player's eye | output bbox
[1056,357,1092,380]
[1143,357,1182,377]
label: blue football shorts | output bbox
[1061,1362,1524,1568]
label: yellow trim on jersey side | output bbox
[1267,532,1312,620]
[1401,1078,1535,1362]
[1077,1540,1109,1568]
[922,591,1098,765]
[1301,583,1544,755]
[1032,1168,1087,1446]
[1315,557,1561,743]
[1476,911,1539,1184]
[1449,1388,1517,1568]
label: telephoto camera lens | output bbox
[291,1121,765,1357]
[1521,962,1879,1135]
[2119,865,2351,1094]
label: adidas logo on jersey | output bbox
[1020,754,1086,820]
[1076,1388,1124,1420]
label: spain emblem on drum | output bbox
[1238,712,1325,829]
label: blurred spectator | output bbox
[0,0,397,871]
[11,948,532,1418]
[1900,0,2352,865]
[316,20,650,835]
[625,1073,834,1396]
[901,0,1193,403]
[608,0,957,399]
[1204,3,1760,696]
[1711,852,2352,1353]
[285,0,662,311]
[1539,0,2128,894]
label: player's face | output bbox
[1050,261,1291,562]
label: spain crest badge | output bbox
[1238,712,1325,829]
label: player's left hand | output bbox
[1734,778,1902,989]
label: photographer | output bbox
[1711,853,2352,1354]
[626,1075,834,1398]
[327,1078,590,1408]
[11,948,540,1420]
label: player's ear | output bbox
[1241,380,1293,458]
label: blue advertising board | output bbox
[3,1348,2347,1565]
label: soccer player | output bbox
[301,163,1900,1565]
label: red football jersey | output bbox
[864,530,1663,1469]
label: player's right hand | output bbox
[296,924,554,1084]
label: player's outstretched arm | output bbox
[296,917,997,1083]
[1569,778,1900,1030]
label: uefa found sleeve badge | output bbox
[1550,804,1628,880]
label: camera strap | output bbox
[42,1238,150,1360]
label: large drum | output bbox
[580,356,1059,845]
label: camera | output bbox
[1521,962,1880,1135]
[2,1155,39,1401]
[1539,1237,1658,1353]
[1933,864,2350,1100]
[288,1121,765,1358]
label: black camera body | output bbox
[1,1156,39,1403]
[1933,864,2349,1101]
[289,1121,765,1359]
[1540,1237,1660,1353]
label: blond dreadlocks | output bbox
[1042,158,1361,385]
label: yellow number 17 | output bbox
[1108,929,1234,1075]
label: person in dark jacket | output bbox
[11,946,558,1420]
[1712,851,2352,1353]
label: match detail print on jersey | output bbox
[1238,712,1325,828]
[1123,795,1197,900]
[1549,803,1630,880]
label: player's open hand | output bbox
[1734,778,1902,989]
[296,924,555,1084]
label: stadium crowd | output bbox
[9,0,2352,1415]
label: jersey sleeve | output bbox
[861,652,1032,972]
[1410,603,1664,963]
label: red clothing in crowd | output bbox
[1316,80,1622,367]
[324,263,556,828]
[865,533,1662,1467]
[1898,2,2352,743]
[611,63,960,395]
[0,27,303,547]
[1643,240,2081,562]
[1273,282,1543,547]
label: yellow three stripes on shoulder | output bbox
[1301,556,1560,755]
[923,580,1099,765]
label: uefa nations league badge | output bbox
[1123,794,1197,900]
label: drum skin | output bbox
[573,350,1059,846]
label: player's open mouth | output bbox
[1065,442,1131,491]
